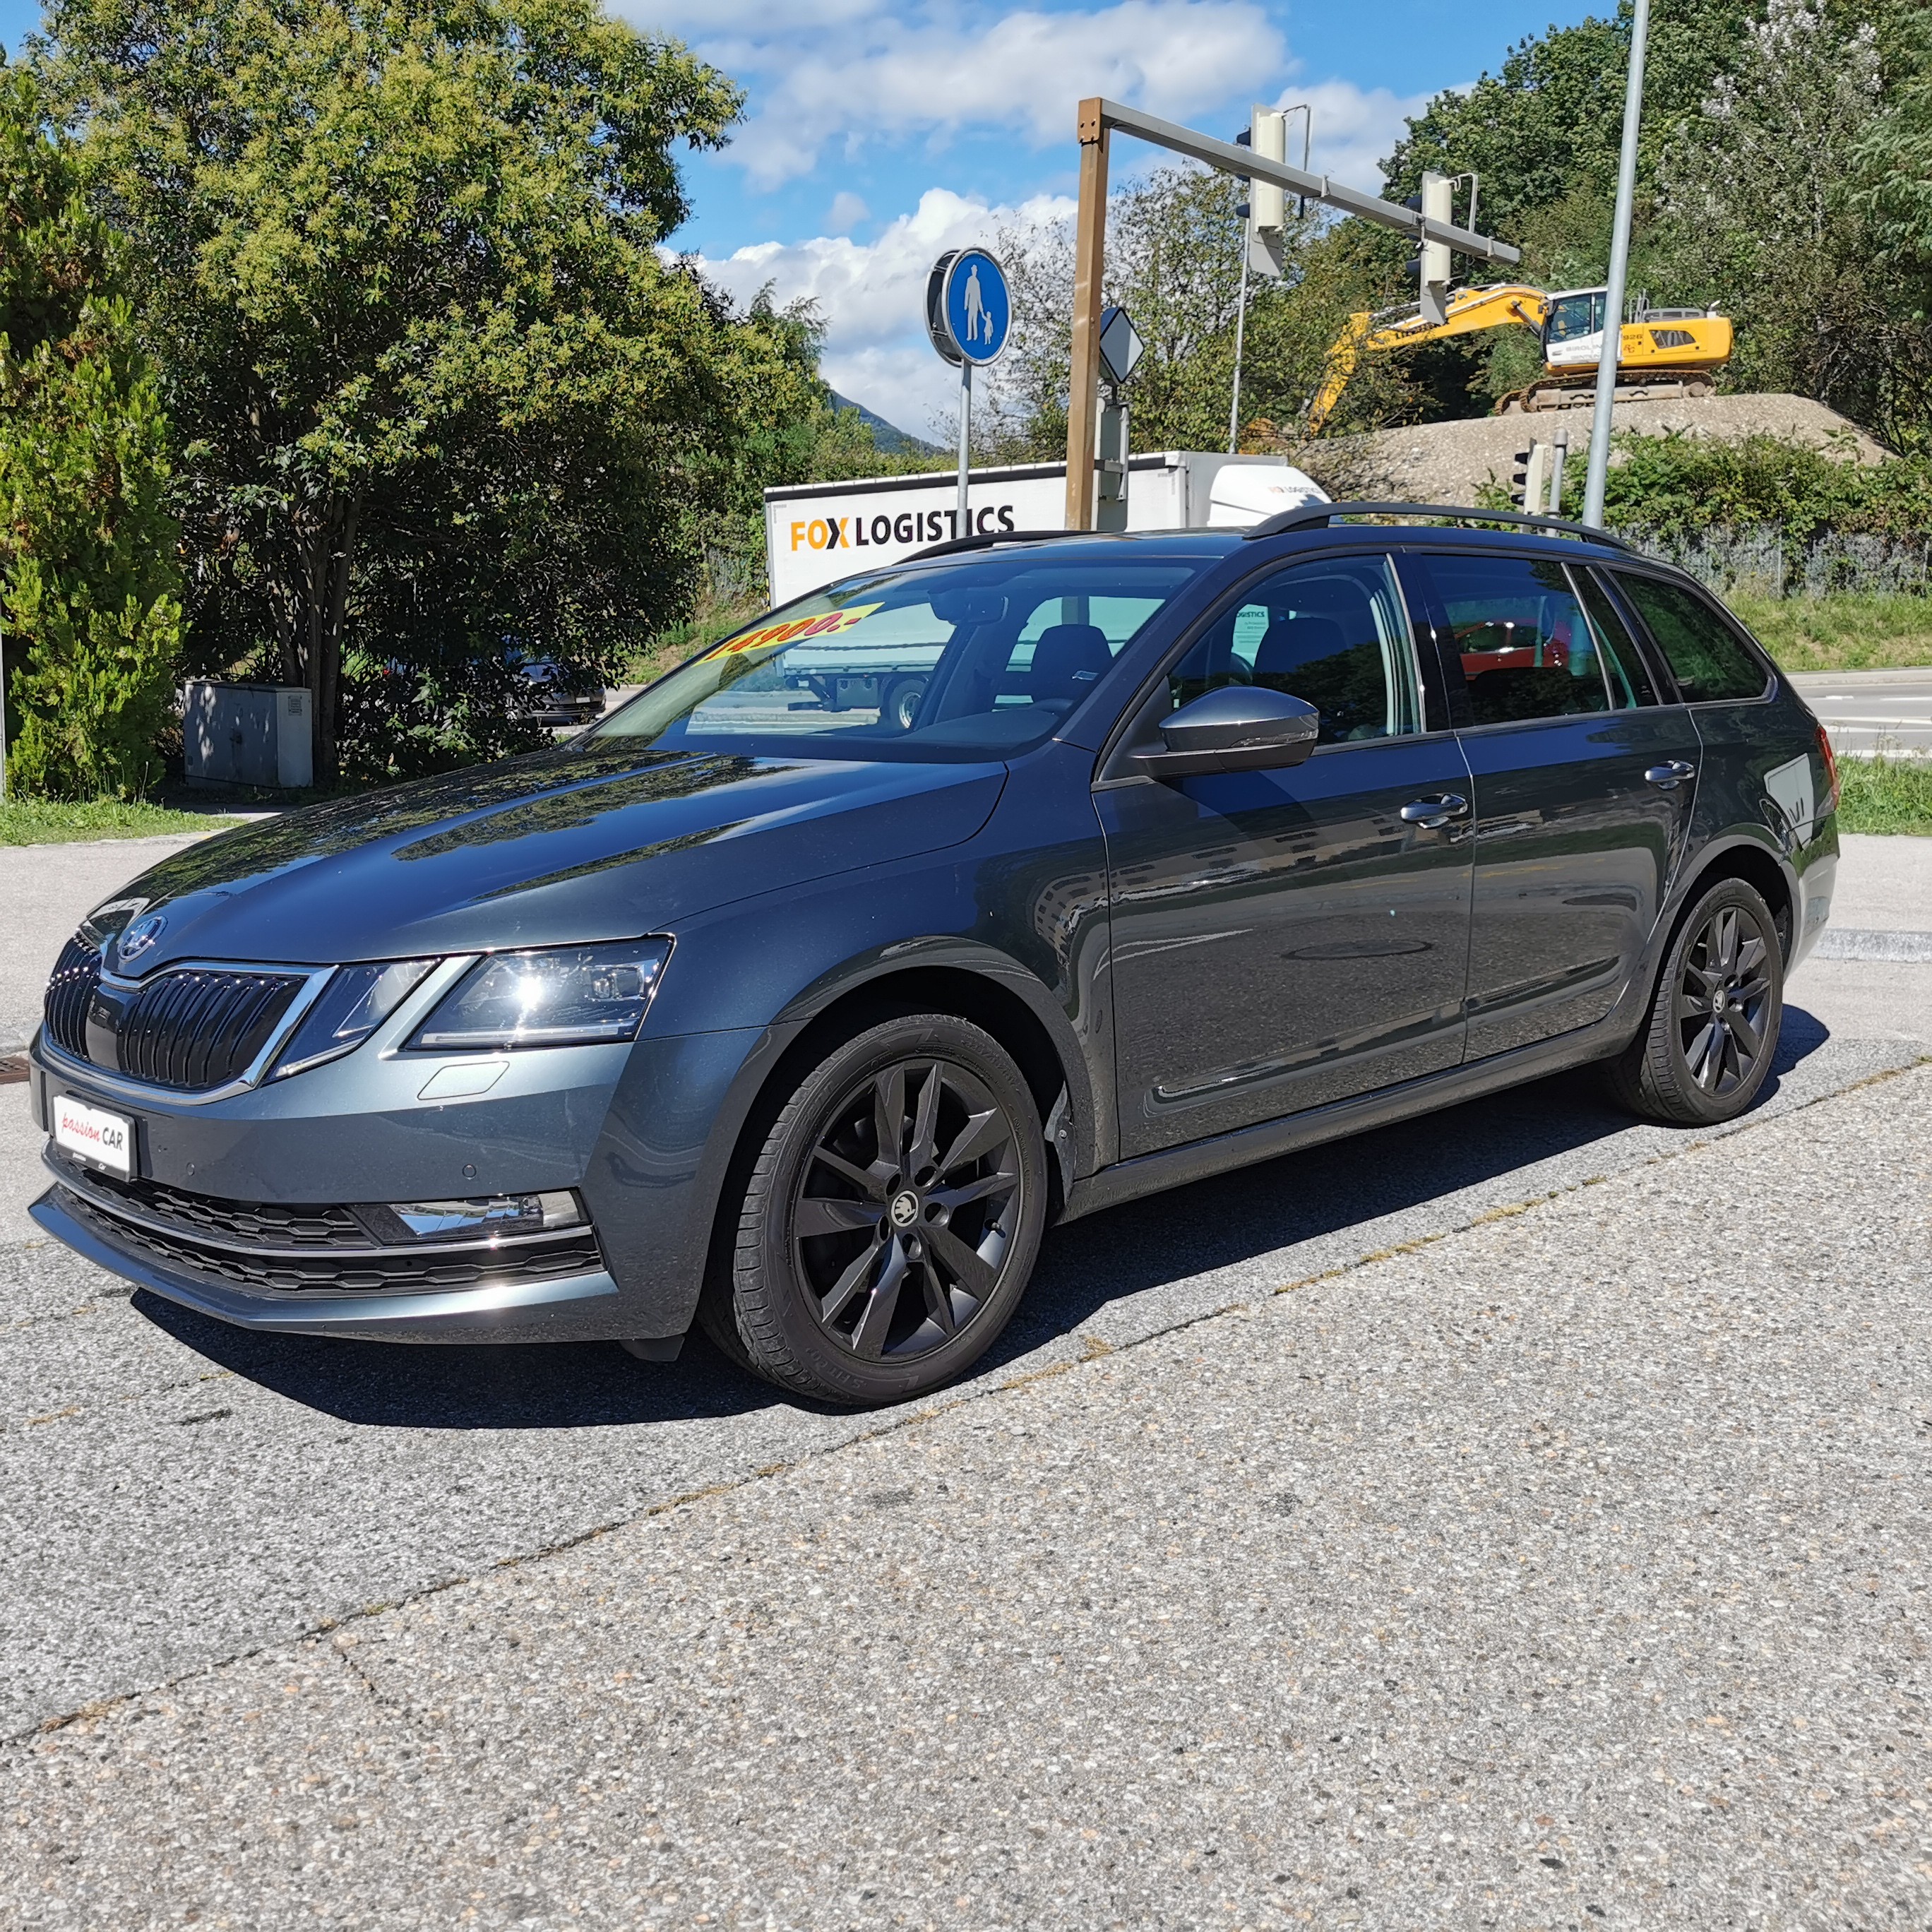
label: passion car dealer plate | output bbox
[53,1094,133,1177]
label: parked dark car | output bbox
[508,650,604,730]
[28,506,1839,1407]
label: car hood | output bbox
[99,745,1008,970]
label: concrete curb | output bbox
[1811,926,1932,963]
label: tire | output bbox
[882,676,927,731]
[1606,876,1784,1126]
[715,1013,1048,1406]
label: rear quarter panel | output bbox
[1687,682,1838,968]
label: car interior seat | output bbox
[1022,624,1112,710]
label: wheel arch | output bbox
[679,948,1101,1340]
[1670,833,1796,961]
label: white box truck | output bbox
[762,451,1325,606]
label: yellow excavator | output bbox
[1306,282,1735,431]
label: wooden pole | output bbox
[1064,97,1109,532]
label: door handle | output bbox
[1399,794,1470,829]
[1645,760,1697,789]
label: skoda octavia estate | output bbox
[28,504,1839,1407]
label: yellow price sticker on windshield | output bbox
[710,604,882,660]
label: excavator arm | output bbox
[1306,284,1548,434]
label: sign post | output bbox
[1063,96,1521,529]
[1095,304,1144,532]
[926,247,1012,542]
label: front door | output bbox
[1405,549,1702,1061]
[1098,552,1475,1158]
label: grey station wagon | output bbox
[29,503,1837,1407]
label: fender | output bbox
[659,931,1105,1310]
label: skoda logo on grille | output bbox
[116,913,168,966]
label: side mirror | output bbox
[1138,685,1321,777]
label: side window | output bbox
[1165,554,1420,746]
[1611,573,1770,703]
[1422,551,1612,726]
[1575,569,1659,708]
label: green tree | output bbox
[1855,10,1932,321]
[1650,0,1932,436]
[0,53,181,799]
[36,0,817,785]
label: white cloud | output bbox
[826,189,871,231]
[640,1,1436,433]
[624,0,1285,188]
[1284,79,1431,196]
[695,187,1076,436]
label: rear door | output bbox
[1097,549,1474,1157]
[1405,547,1702,1061]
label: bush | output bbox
[1592,431,1932,553]
[0,59,181,799]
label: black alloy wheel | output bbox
[713,1013,1049,1405]
[1675,901,1774,1098]
[1609,876,1784,1126]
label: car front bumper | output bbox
[25,1020,767,1345]
[29,1184,625,1342]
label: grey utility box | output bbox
[183,681,314,790]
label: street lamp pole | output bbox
[1582,0,1650,529]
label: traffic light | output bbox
[1247,106,1287,279]
[1510,441,1551,511]
[1417,170,1452,325]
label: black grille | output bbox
[44,935,100,1059]
[53,1178,605,1296]
[105,967,306,1090]
[47,1150,370,1248]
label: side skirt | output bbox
[1061,1017,1636,1223]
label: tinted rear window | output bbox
[1612,573,1769,703]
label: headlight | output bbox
[408,938,669,1051]
[273,959,438,1079]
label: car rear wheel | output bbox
[1606,876,1783,1126]
[712,1013,1047,1406]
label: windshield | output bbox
[1544,292,1605,343]
[588,548,1204,761]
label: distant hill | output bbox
[829,389,940,457]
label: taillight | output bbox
[1817,720,1841,813]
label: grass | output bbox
[1837,753,1932,836]
[1730,590,1932,672]
[0,797,242,846]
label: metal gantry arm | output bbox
[1063,96,1524,529]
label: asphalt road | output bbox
[6,1048,1930,1927]
[1792,667,1932,757]
[2,821,1930,1926]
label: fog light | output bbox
[381,1191,585,1242]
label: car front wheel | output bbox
[712,1014,1048,1405]
[1607,876,1784,1126]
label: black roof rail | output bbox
[906,528,1090,563]
[1244,499,1637,551]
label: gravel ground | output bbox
[7,1060,1931,1930]
[1308,393,1887,509]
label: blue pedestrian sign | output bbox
[929,248,1010,366]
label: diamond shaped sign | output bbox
[1097,304,1144,386]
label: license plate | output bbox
[53,1095,134,1178]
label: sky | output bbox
[0,1,1597,439]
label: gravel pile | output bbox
[1303,393,1888,510]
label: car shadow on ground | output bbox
[136,1002,1834,1431]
